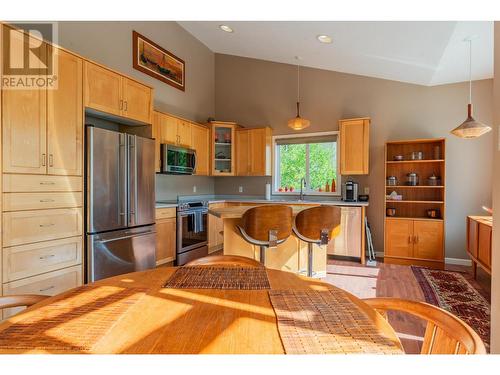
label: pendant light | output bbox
[288,57,310,131]
[450,38,491,139]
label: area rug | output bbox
[411,266,490,350]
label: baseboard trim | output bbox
[374,252,471,267]
[444,257,472,266]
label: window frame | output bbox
[272,131,341,196]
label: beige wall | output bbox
[58,21,216,198]
[58,22,214,123]
[490,22,500,354]
[214,53,494,260]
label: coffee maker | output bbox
[342,180,359,202]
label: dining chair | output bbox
[0,295,49,315]
[186,255,262,267]
[293,205,341,277]
[237,205,293,265]
[363,297,486,354]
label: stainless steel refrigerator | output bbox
[86,126,156,282]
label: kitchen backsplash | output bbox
[155,175,215,201]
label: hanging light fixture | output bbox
[450,37,491,139]
[288,57,310,131]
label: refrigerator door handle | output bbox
[128,135,138,226]
[119,133,128,227]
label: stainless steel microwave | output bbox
[160,144,197,174]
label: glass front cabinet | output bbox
[209,121,237,176]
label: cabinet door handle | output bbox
[408,235,412,244]
[124,101,128,111]
[49,154,54,167]
[413,235,418,244]
[39,182,55,185]
[120,99,124,110]
[39,199,55,202]
[39,254,55,260]
[39,285,55,292]
[39,223,55,228]
[41,154,46,166]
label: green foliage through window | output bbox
[276,141,338,193]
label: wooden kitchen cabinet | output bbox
[385,218,444,268]
[152,112,161,172]
[84,61,122,116]
[47,47,83,176]
[339,117,370,175]
[156,218,176,265]
[2,28,47,174]
[210,122,237,176]
[156,111,192,148]
[84,61,152,124]
[3,44,83,177]
[208,203,225,253]
[467,216,492,277]
[236,127,272,176]
[191,124,209,176]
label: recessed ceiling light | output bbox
[219,25,234,33]
[317,35,332,44]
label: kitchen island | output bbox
[209,200,368,277]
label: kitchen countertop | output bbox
[156,195,369,209]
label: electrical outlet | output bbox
[193,185,197,193]
[364,187,370,195]
[238,186,243,193]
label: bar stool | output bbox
[237,205,293,265]
[293,205,341,277]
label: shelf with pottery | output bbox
[384,138,446,269]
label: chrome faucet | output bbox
[299,177,306,201]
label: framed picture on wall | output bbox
[132,30,185,91]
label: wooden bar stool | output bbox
[237,205,293,265]
[293,205,341,277]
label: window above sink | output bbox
[273,131,341,196]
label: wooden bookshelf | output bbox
[384,138,446,269]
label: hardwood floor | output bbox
[325,256,491,353]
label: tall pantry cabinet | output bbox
[1,25,84,318]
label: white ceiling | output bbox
[178,21,493,86]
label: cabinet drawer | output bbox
[2,208,83,247]
[2,265,82,319]
[155,207,176,220]
[3,192,83,211]
[3,174,82,192]
[2,237,82,283]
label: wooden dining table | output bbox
[0,267,403,354]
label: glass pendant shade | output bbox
[288,60,310,131]
[451,104,492,139]
[288,102,310,130]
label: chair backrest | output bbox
[185,255,262,268]
[240,205,293,242]
[363,297,486,354]
[0,295,49,310]
[294,205,341,243]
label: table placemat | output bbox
[268,289,403,354]
[0,285,147,352]
[163,266,270,289]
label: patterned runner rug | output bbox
[411,266,490,351]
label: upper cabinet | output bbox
[339,117,370,175]
[210,122,237,176]
[156,111,191,148]
[191,124,209,176]
[236,127,272,176]
[2,35,83,177]
[84,61,152,124]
